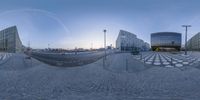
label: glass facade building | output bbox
[0,26,22,53]
[151,32,182,51]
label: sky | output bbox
[0,0,200,49]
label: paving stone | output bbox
[163,62,170,65]
[182,62,189,65]
[177,60,183,63]
[172,61,177,64]
[145,61,152,64]
[165,65,174,67]
[175,64,183,67]
[154,62,161,65]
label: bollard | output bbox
[103,57,105,69]
[126,57,128,72]
[171,58,173,65]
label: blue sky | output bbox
[0,0,200,49]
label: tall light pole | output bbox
[182,25,191,55]
[48,44,50,49]
[103,29,107,59]
[28,41,30,48]
[91,43,93,50]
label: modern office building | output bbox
[0,26,22,53]
[187,32,200,51]
[116,30,150,51]
[151,32,182,51]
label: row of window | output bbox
[151,35,181,47]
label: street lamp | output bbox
[48,44,50,50]
[182,25,191,55]
[91,43,93,50]
[103,29,107,59]
[28,41,30,48]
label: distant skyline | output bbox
[0,0,200,49]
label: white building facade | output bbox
[187,32,200,51]
[116,30,150,51]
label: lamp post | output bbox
[103,29,107,59]
[28,41,30,49]
[91,43,93,50]
[182,25,191,55]
[48,44,50,49]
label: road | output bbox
[31,50,116,67]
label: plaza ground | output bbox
[1,52,200,100]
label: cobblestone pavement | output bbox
[133,51,200,68]
[0,52,200,100]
